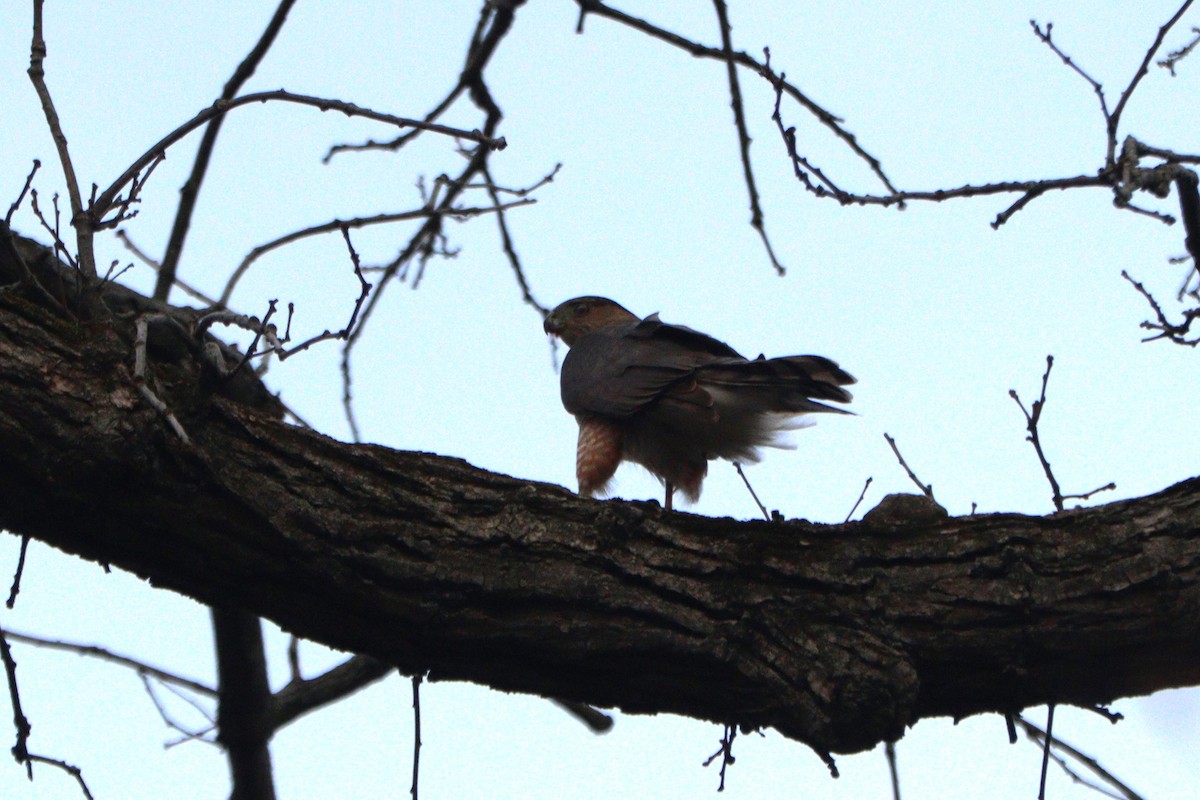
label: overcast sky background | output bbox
[1,1,1199,798]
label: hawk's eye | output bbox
[572,302,590,315]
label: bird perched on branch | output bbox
[543,296,855,509]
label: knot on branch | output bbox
[861,493,949,529]
[750,615,919,753]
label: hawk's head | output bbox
[543,296,638,347]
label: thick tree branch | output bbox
[0,251,1199,759]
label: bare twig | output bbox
[1030,21,1111,127]
[134,315,191,443]
[25,754,94,799]
[139,673,218,746]
[450,162,561,199]
[1088,704,1125,724]
[5,535,30,609]
[702,724,737,791]
[1159,25,1200,73]
[1010,356,1064,511]
[732,462,770,521]
[844,476,873,523]
[92,151,164,231]
[1123,269,1200,345]
[4,628,214,696]
[28,189,75,271]
[209,230,373,368]
[883,433,935,500]
[287,636,301,682]
[1063,482,1117,503]
[6,160,40,226]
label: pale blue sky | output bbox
[1,2,1198,798]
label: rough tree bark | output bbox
[0,231,1198,759]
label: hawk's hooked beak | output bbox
[543,313,561,337]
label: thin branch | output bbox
[1109,1,1195,165]
[0,626,95,798]
[883,433,935,500]
[991,188,1047,229]
[1122,268,1200,345]
[219,200,532,307]
[155,0,299,301]
[480,163,550,316]
[1030,21,1111,129]
[139,673,218,746]
[844,477,873,523]
[92,90,507,224]
[410,673,422,800]
[271,655,392,731]
[712,0,783,275]
[0,626,32,778]
[1016,713,1145,800]
[575,0,897,195]
[27,1,95,278]
[6,534,30,608]
[1063,482,1117,503]
[286,636,301,682]
[4,628,215,696]
[733,462,770,521]
[1009,356,1064,511]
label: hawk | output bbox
[543,296,855,508]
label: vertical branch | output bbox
[712,0,784,275]
[212,608,276,800]
[1038,704,1056,800]
[154,0,298,301]
[410,674,423,800]
[885,740,901,800]
[27,0,95,278]
[6,535,31,609]
[1010,356,1064,512]
[0,627,33,778]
